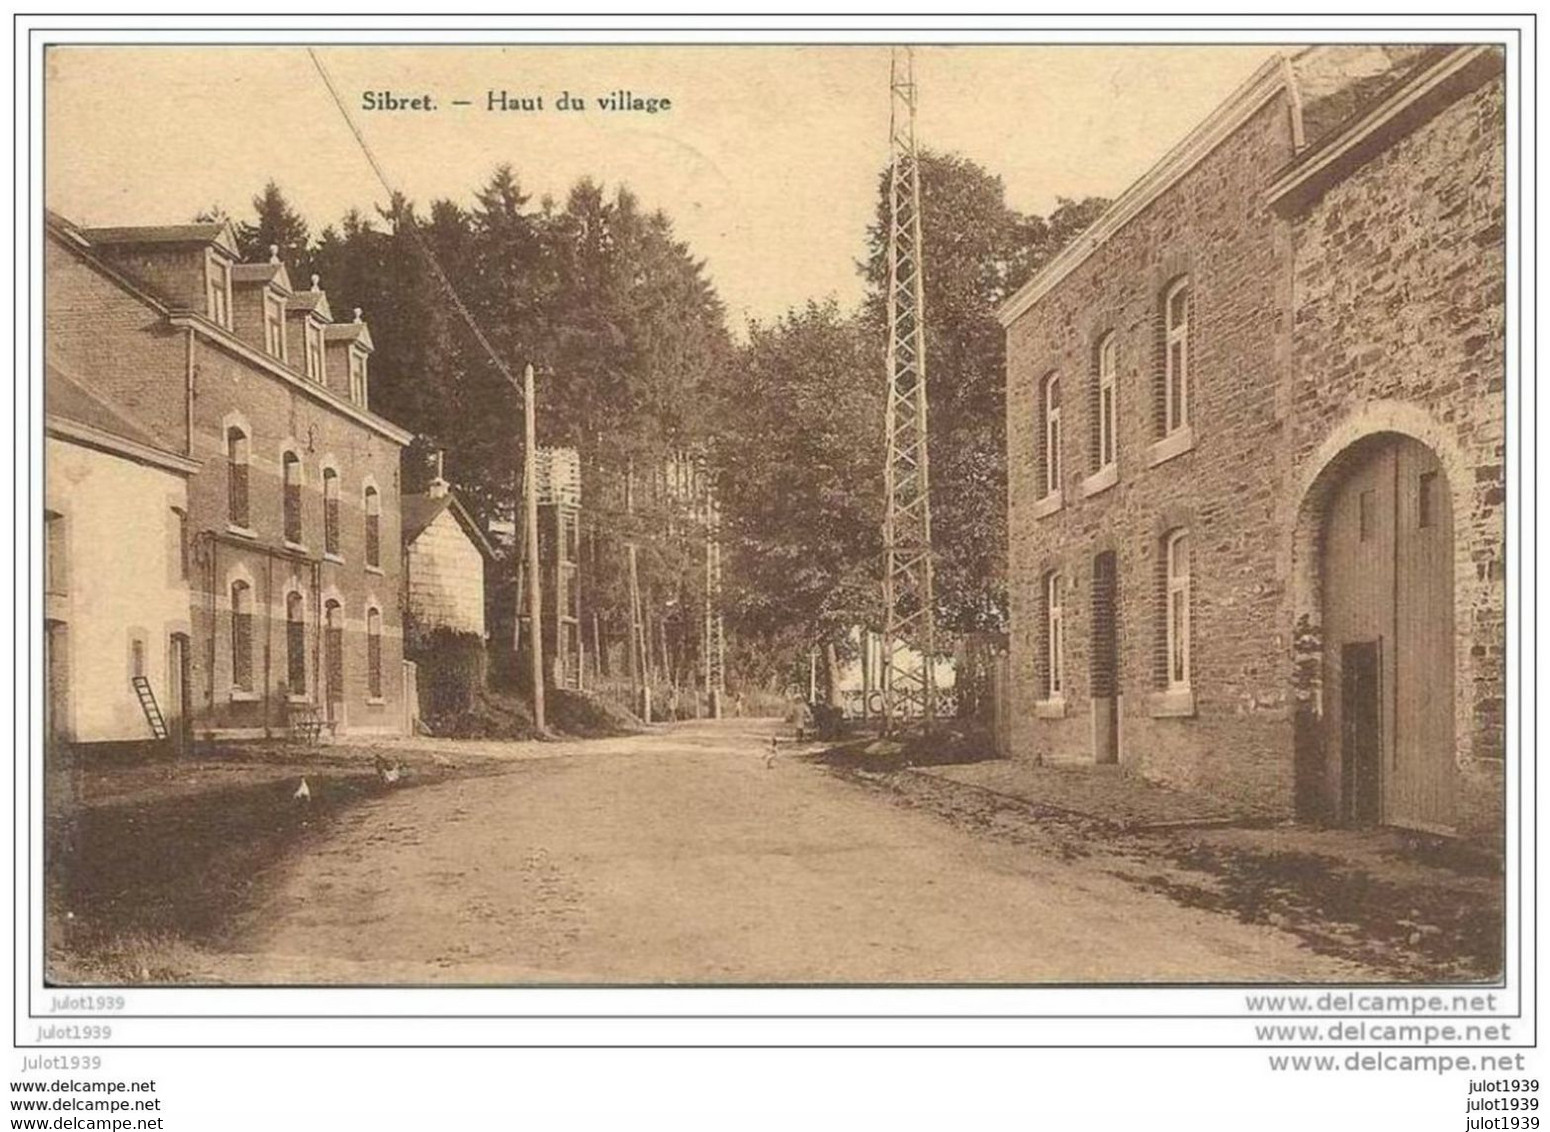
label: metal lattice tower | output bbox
[881,46,937,729]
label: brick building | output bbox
[998,46,1505,841]
[45,212,415,742]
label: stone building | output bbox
[45,212,415,742]
[998,46,1505,841]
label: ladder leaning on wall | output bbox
[130,676,168,740]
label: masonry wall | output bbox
[1283,71,1507,840]
[1005,95,1299,813]
[46,233,410,739]
[408,509,487,637]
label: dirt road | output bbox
[208,719,1371,984]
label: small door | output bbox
[167,633,191,757]
[1090,551,1120,764]
[324,601,344,722]
[1339,640,1382,824]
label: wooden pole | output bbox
[523,362,546,732]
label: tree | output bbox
[861,151,1107,636]
[237,181,312,270]
[708,301,883,677]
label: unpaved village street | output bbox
[205,720,1370,984]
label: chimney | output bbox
[427,450,450,499]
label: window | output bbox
[323,467,341,555]
[171,506,189,580]
[286,591,306,694]
[206,252,231,328]
[1042,373,1062,497]
[226,427,250,528]
[364,485,381,568]
[324,599,344,704]
[1358,489,1375,542]
[1164,530,1191,691]
[44,510,66,595]
[349,349,368,406]
[283,451,303,544]
[263,293,286,359]
[1418,471,1438,529]
[130,637,146,680]
[1164,278,1190,435]
[366,606,383,700]
[230,580,253,692]
[1045,571,1066,698]
[1096,333,1117,471]
[305,321,325,382]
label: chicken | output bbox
[293,777,311,802]
[374,754,403,786]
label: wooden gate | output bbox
[1321,435,1455,832]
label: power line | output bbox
[305,47,524,403]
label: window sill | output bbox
[1146,425,1196,468]
[286,693,311,705]
[365,564,385,576]
[1030,490,1064,520]
[322,552,345,565]
[1033,697,1067,719]
[1080,464,1118,498]
[283,540,309,554]
[365,696,386,707]
[229,689,261,703]
[226,524,258,540]
[1147,688,1197,718]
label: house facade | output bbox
[44,366,199,752]
[998,46,1506,841]
[45,213,415,742]
[403,463,493,641]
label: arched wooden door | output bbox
[1322,435,1455,832]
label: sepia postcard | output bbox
[35,36,1511,999]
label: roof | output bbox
[324,320,374,352]
[231,261,295,292]
[287,288,334,321]
[45,362,199,474]
[80,220,239,258]
[402,491,496,559]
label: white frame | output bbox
[1165,529,1191,691]
[1046,570,1065,698]
[305,318,326,382]
[263,290,287,359]
[1097,332,1117,470]
[349,347,368,405]
[1164,277,1190,434]
[205,248,231,328]
[1043,372,1062,496]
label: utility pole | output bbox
[523,362,546,732]
[881,45,937,732]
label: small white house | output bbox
[402,465,494,639]
[45,362,199,751]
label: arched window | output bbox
[1042,372,1062,497]
[283,451,303,545]
[226,427,250,528]
[1164,529,1191,690]
[286,591,306,694]
[1045,571,1065,698]
[364,485,381,568]
[1164,277,1190,435]
[366,606,383,700]
[323,467,341,555]
[324,599,344,707]
[230,579,253,692]
[1096,333,1117,471]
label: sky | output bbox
[45,45,1274,328]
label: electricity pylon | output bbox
[881,46,937,731]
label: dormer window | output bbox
[349,349,368,406]
[206,251,231,328]
[264,292,286,359]
[305,320,325,382]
